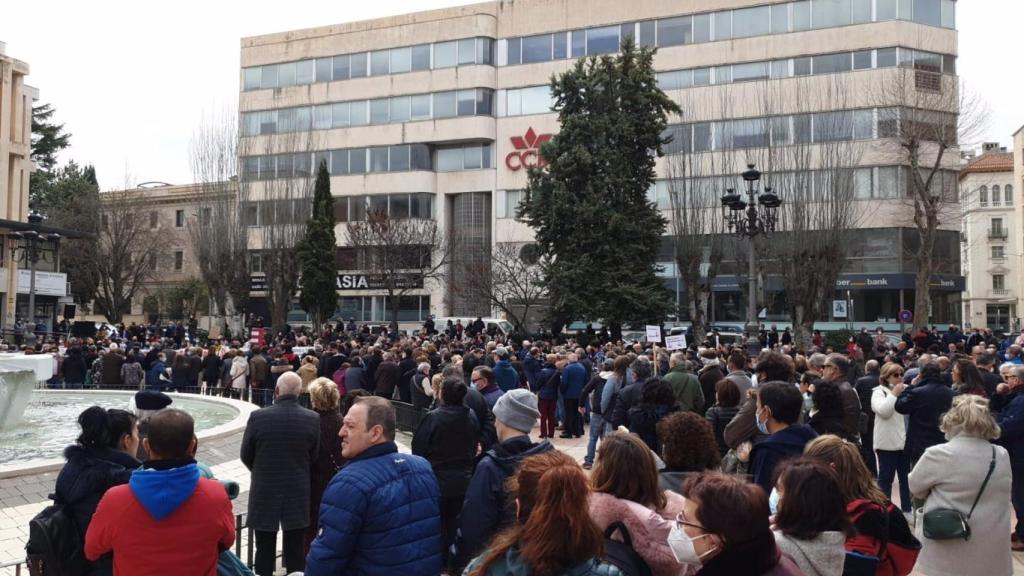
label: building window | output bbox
[979,185,988,207]
[1006,184,1014,205]
[249,252,264,274]
[992,185,1002,207]
[101,214,109,229]
[175,210,185,227]
[174,251,184,271]
[993,274,1006,290]
[497,190,526,219]
[992,245,1005,260]
[990,218,1006,239]
[149,211,158,229]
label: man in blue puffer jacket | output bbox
[305,396,441,576]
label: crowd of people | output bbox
[27,317,1024,576]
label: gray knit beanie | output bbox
[492,389,540,434]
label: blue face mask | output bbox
[755,408,769,435]
[470,383,477,390]
[769,488,781,515]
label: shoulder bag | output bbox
[922,445,996,540]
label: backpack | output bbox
[26,503,88,576]
[845,500,921,576]
[331,367,348,395]
[602,521,653,576]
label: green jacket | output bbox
[663,366,705,414]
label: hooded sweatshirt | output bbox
[84,459,235,576]
[749,425,819,492]
[772,530,846,576]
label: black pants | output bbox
[440,493,465,563]
[255,527,304,576]
[563,397,582,436]
[860,430,877,477]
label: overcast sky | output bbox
[2,0,1019,190]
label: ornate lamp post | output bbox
[10,210,61,346]
[721,164,782,355]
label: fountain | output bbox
[0,369,36,429]
[0,352,55,430]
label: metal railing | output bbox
[989,228,1009,239]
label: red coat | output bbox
[85,477,235,576]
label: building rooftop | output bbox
[959,151,1013,179]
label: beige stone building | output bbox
[959,145,1016,331]
[91,182,216,323]
[0,42,70,331]
[239,0,962,327]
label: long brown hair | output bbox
[469,451,604,576]
[804,434,888,507]
[590,431,667,511]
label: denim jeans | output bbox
[584,413,605,465]
[877,449,911,512]
[1012,465,1024,539]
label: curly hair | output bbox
[656,412,721,471]
[810,380,844,419]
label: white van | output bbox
[433,317,515,338]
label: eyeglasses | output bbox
[675,511,709,533]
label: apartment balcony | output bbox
[989,288,1013,299]
[989,228,1009,240]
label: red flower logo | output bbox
[506,127,553,171]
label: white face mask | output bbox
[769,487,781,516]
[668,523,717,567]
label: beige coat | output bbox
[908,434,1012,576]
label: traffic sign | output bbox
[898,310,913,323]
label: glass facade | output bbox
[243,37,493,91]
[242,89,495,136]
[449,192,492,316]
[498,0,955,66]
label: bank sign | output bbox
[506,127,552,171]
[250,273,423,292]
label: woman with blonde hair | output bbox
[804,435,920,576]
[588,432,685,576]
[908,394,1011,576]
[304,377,343,554]
[466,451,622,576]
[872,362,911,512]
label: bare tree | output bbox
[870,56,986,331]
[664,86,736,343]
[92,188,161,323]
[457,240,546,335]
[238,131,319,333]
[758,76,866,348]
[188,110,249,334]
[345,208,454,331]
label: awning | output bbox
[0,218,96,239]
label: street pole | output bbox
[745,235,759,353]
[25,255,36,347]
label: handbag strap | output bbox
[967,446,997,519]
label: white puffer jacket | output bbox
[871,385,906,451]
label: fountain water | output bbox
[0,369,37,429]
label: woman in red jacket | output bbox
[804,435,921,576]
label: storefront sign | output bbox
[17,270,67,297]
[708,274,964,292]
[250,273,423,292]
[506,127,552,171]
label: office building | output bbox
[239,0,961,328]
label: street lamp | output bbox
[721,164,782,355]
[9,210,61,347]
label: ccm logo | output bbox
[506,127,552,171]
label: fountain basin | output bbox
[0,369,35,429]
[0,390,257,478]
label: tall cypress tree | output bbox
[298,161,338,329]
[518,38,680,340]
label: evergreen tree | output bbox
[298,160,338,329]
[518,38,680,340]
[31,103,71,172]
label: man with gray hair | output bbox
[241,371,321,576]
[663,351,704,414]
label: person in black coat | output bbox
[54,406,141,576]
[304,378,344,555]
[412,378,480,561]
[373,353,401,399]
[201,347,222,392]
[807,380,857,442]
[240,372,321,576]
[895,361,955,465]
[62,346,89,389]
[855,360,881,475]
